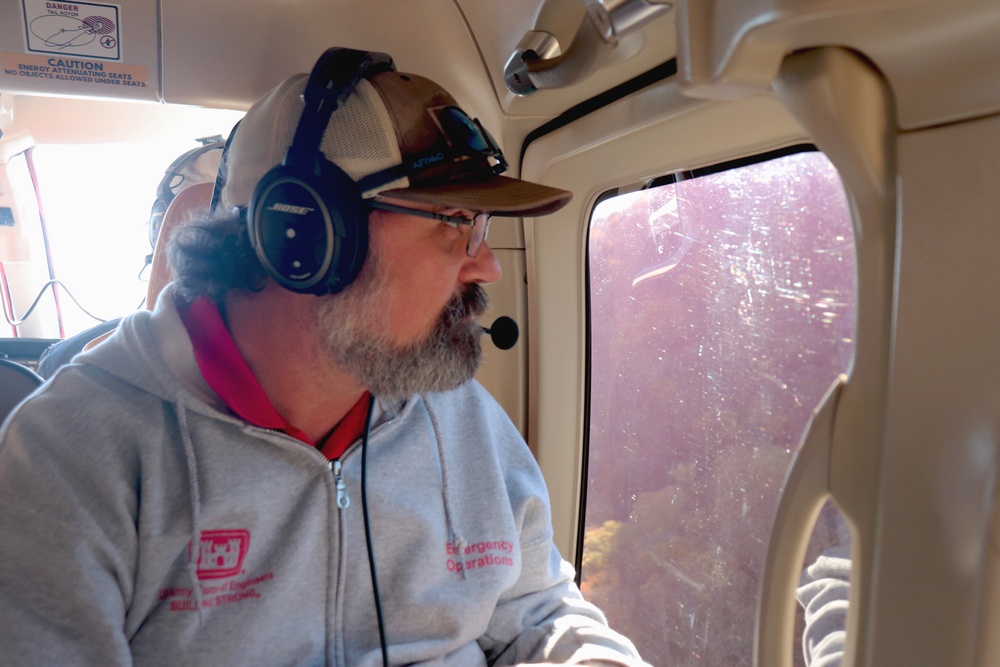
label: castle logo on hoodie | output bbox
[192,529,251,579]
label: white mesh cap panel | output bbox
[221,74,407,209]
[321,79,407,197]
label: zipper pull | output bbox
[331,460,350,509]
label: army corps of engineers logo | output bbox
[162,529,272,612]
[191,529,250,580]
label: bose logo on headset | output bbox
[266,203,315,215]
[219,47,395,296]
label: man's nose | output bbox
[462,241,502,285]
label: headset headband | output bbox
[285,48,394,170]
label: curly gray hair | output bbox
[166,209,269,303]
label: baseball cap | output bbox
[220,68,572,216]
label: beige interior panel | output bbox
[478,247,529,439]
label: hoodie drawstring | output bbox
[424,397,467,580]
[176,401,206,620]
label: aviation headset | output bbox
[149,140,224,248]
[226,47,397,296]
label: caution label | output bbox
[1,52,147,89]
[21,0,122,61]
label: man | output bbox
[0,48,648,666]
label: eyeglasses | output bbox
[366,200,492,258]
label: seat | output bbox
[35,317,122,378]
[144,180,215,308]
[0,357,43,425]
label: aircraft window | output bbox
[583,148,855,665]
[9,141,217,338]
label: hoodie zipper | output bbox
[330,460,350,509]
[328,421,391,667]
[326,417,392,508]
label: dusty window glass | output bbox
[582,149,856,665]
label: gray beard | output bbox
[315,260,489,398]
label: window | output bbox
[28,141,210,337]
[0,102,242,341]
[582,149,855,665]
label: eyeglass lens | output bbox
[467,213,490,258]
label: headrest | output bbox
[150,141,225,247]
[146,181,215,308]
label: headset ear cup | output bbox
[242,48,387,295]
[317,158,369,294]
[248,159,368,295]
[149,199,168,248]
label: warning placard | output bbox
[1,52,147,89]
[21,0,122,61]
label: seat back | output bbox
[145,180,215,307]
[0,358,43,426]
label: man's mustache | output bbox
[442,284,489,328]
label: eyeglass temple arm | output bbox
[366,201,474,226]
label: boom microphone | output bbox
[481,316,519,350]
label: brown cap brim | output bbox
[378,174,572,217]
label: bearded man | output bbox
[0,48,649,667]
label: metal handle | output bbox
[504,0,672,95]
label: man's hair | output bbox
[167,209,269,302]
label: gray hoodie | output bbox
[0,291,647,666]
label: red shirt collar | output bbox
[179,296,369,460]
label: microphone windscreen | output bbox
[487,316,519,350]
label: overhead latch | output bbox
[504,0,672,95]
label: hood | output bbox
[72,287,224,415]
